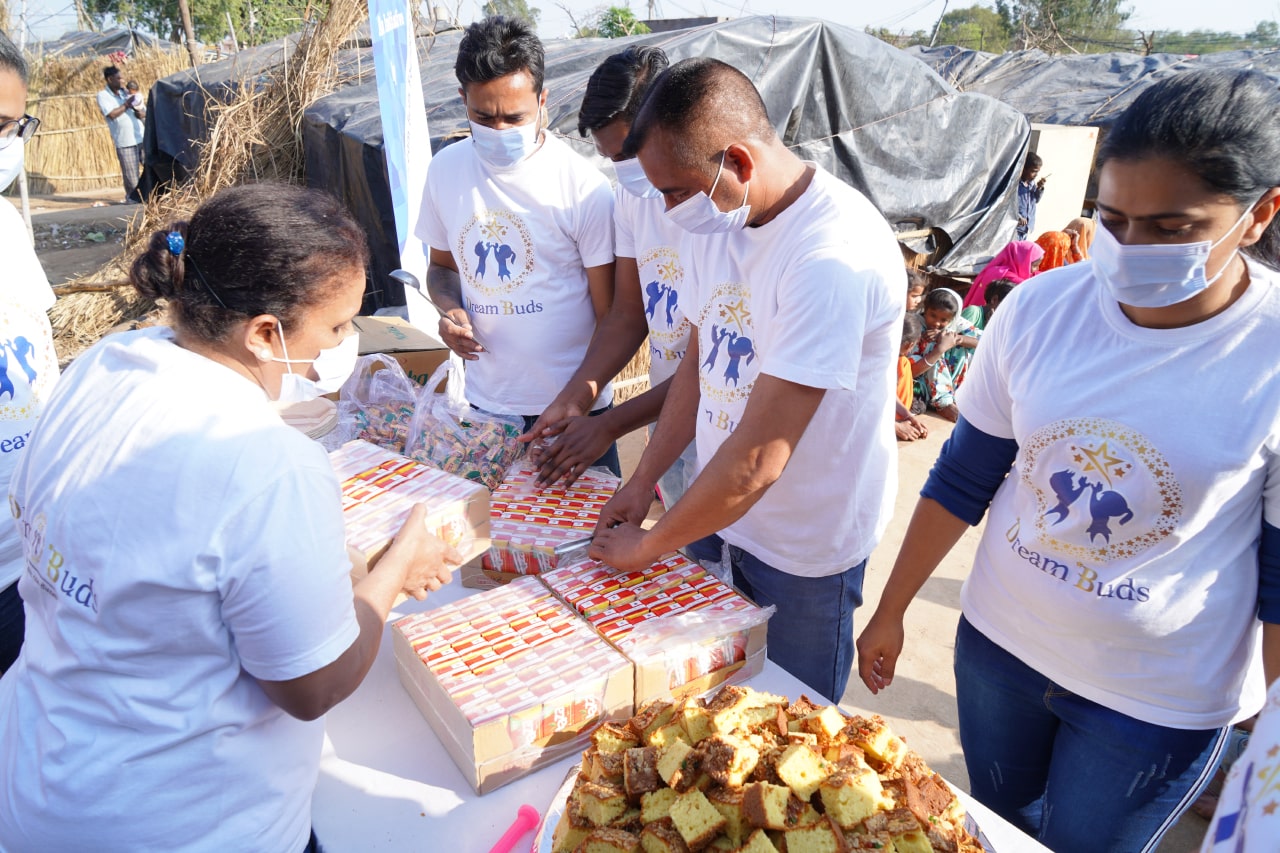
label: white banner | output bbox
[369,0,436,327]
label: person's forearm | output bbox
[630,352,699,490]
[554,309,649,412]
[597,377,672,437]
[427,262,464,312]
[1264,621,1280,686]
[911,354,938,377]
[872,498,970,619]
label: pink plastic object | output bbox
[488,803,540,853]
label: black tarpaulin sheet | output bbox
[302,15,1030,306]
[905,45,1280,127]
[34,28,165,57]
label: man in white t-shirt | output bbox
[522,46,707,504]
[96,65,145,204]
[0,34,59,673]
[416,16,620,474]
[591,59,904,702]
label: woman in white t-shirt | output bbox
[857,69,1280,852]
[0,184,458,852]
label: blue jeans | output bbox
[692,534,865,703]
[0,581,23,674]
[954,615,1228,853]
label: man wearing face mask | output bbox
[523,46,711,506]
[416,16,619,475]
[0,33,59,674]
[590,59,905,704]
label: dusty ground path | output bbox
[7,188,142,286]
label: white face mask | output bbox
[0,139,24,193]
[1092,202,1258,308]
[266,323,360,403]
[614,157,661,199]
[666,150,751,235]
[469,118,541,169]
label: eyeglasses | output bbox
[0,115,40,149]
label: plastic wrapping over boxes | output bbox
[329,440,490,569]
[391,577,634,794]
[480,464,620,578]
[542,555,771,705]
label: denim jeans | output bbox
[954,615,1228,852]
[690,534,865,703]
[0,581,23,674]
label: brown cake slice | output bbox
[696,734,761,789]
[624,747,662,803]
[578,827,642,853]
[668,789,728,851]
[639,816,691,853]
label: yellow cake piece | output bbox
[845,716,906,770]
[818,770,893,829]
[774,744,831,801]
[639,816,691,853]
[735,828,780,853]
[668,789,727,851]
[800,706,847,744]
[697,734,760,789]
[741,782,793,831]
[678,699,714,744]
[595,722,641,754]
[706,785,748,845]
[650,720,693,749]
[579,781,630,827]
[639,787,680,824]
[578,827,642,853]
[632,700,676,744]
[550,796,593,853]
[587,749,626,785]
[657,739,698,791]
[783,816,849,853]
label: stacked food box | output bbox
[480,464,620,577]
[542,556,769,704]
[329,440,491,567]
[392,577,634,794]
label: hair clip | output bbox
[166,231,184,256]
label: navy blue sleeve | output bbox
[1259,520,1280,624]
[920,415,1020,526]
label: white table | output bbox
[313,580,1049,852]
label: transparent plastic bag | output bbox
[403,354,526,491]
[332,354,419,453]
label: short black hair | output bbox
[902,312,925,347]
[905,268,929,291]
[455,16,544,94]
[578,46,669,137]
[131,184,369,343]
[103,65,120,81]
[985,279,1015,307]
[0,32,27,86]
[1024,152,1042,170]
[1099,69,1280,271]
[922,287,961,315]
[622,57,774,166]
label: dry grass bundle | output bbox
[614,343,652,403]
[24,47,190,195]
[50,0,369,362]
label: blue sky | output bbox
[12,0,1278,45]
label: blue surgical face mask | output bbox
[665,150,751,235]
[1092,202,1258,308]
[613,157,661,199]
[469,118,541,169]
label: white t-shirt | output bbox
[0,327,360,851]
[417,133,615,415]
[615,186,694,386]
[1201,677,1280,851]
[96,87,143,149]
[958,258,1280,729]
[688,166,903,576]
[0,202,59,591]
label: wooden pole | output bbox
[226,10,240,52]
[177,0,201,66]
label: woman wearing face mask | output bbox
[0,32,58,676]
[0,183,459,851]
[856,69,1280,852]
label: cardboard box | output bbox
[391,578,634,794]
[543,554,772,705]
[329,441,491,569]
[353,315,449,387]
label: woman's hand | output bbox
[856,610,906,694]
[383,504,462,599]
[935,330,961,355]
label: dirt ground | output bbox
[6,187,142,286]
